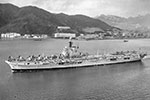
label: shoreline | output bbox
[0,37,150,41]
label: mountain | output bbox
[128,14,150,29]
[0,3,113,36]
[96,14,150,31]
[0,3,19,27]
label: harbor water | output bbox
[1,39,150,100]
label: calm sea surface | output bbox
[1,39,150,100]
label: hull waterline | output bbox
[5,58,142,72]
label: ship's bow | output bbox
[5,60,15,69]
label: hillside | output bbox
[0,3,113,36]
[0,3,19,27]
[96,14,150,32]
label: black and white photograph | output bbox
[0,0,150,100]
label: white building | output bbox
[57,26,71,30]
[1,32,21,38]
[54,26,76,38]
[54,33,76,38]
[23,34,30,38]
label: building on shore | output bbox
[23,34,48,39]
[54,33,76,38]
[57,26,71,30]
[1,32,21,38]
[1,33,48,40]
[54,26,76,39]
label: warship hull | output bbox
[5,58,142,72]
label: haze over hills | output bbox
[0,3,114,36]
[96,14,150,32]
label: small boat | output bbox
[32,36,43,41]
[124,39,128,42]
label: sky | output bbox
[0,0,150,17]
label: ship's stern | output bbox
[140,53,147,59]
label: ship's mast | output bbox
[69,37,73,48]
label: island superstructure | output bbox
[5,39,147,72]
